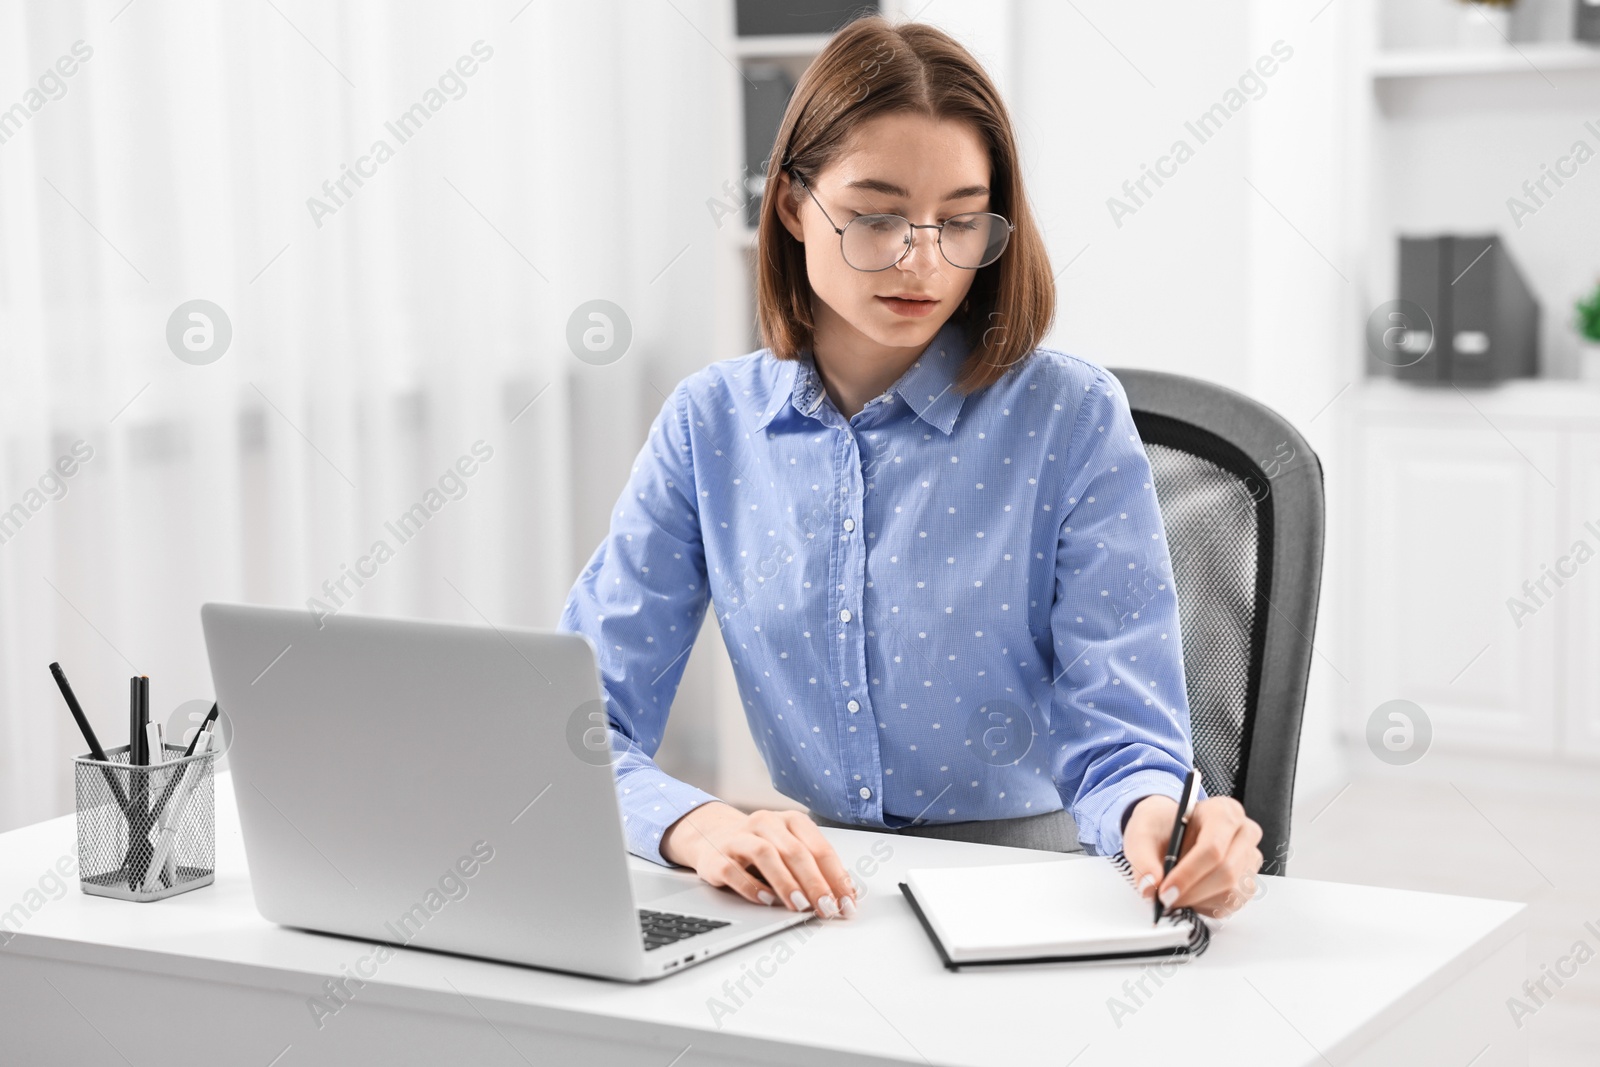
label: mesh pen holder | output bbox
[74,743,217,902]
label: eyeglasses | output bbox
[786,166,1014,272]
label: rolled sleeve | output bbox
[1048,370,1208,858]
[558,380,722,867]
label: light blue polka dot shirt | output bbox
[559,317,1207,867]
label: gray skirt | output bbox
[808,807,1084,854]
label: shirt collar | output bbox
[755,318,970,435]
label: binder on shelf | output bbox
[735,1,880,38]
[1578,0,1600,44]
[741,62,795,229]
[1383,233,1540,383]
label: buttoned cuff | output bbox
[619,772,722,868]
[1074,769,1205,858]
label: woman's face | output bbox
[778,112,991,356]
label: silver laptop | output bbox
[200,601,812,982]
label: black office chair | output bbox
[1108,368,1325,877]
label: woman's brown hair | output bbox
[755,15,1056,397]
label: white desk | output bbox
[0,776,1527,1066]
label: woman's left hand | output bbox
[1121,794,1263,919]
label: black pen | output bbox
[125,675,154,886]
[1154,767,1199,924]
[129,676,140,766]
[139,675,150,763]
[182,702,219,758]
[50,662,130,813]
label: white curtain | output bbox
[0,0,732,831]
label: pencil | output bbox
[50,662,130,815]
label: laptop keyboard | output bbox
[638,908,730,951]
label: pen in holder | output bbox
[74,737,217,902]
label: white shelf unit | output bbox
[1350,1,1600,379]
[1350,380,1600,761]
[1369,41,1600,78]
[1340,0,1600,766]
[731,32,835,58]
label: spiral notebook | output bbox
[898,854,1211,970]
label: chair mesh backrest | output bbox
[1138,415,1273,801]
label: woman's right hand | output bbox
[659,801,859,919]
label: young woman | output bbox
[559,17,1262,923]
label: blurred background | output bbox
[1,1,1597,1059]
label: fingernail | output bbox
[758,890,777,906]
[840,895,858,919]
[1136,873,1155,896]
[1159,885,1180,908]
[817,894,839,918]
[790,889,809,911]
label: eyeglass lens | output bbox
[842,213,1010,271]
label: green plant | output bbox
[1577,282,1600,343]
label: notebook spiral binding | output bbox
[1110,851,1213,959]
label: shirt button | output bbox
[858,787,872,800]
[843,518,856,532]
[839,608,852,623]
[847,700,860,713]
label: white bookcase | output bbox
[1341,0,1600,768]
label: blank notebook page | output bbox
[905,859,1192,962]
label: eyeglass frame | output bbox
[783,165,1015,273]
